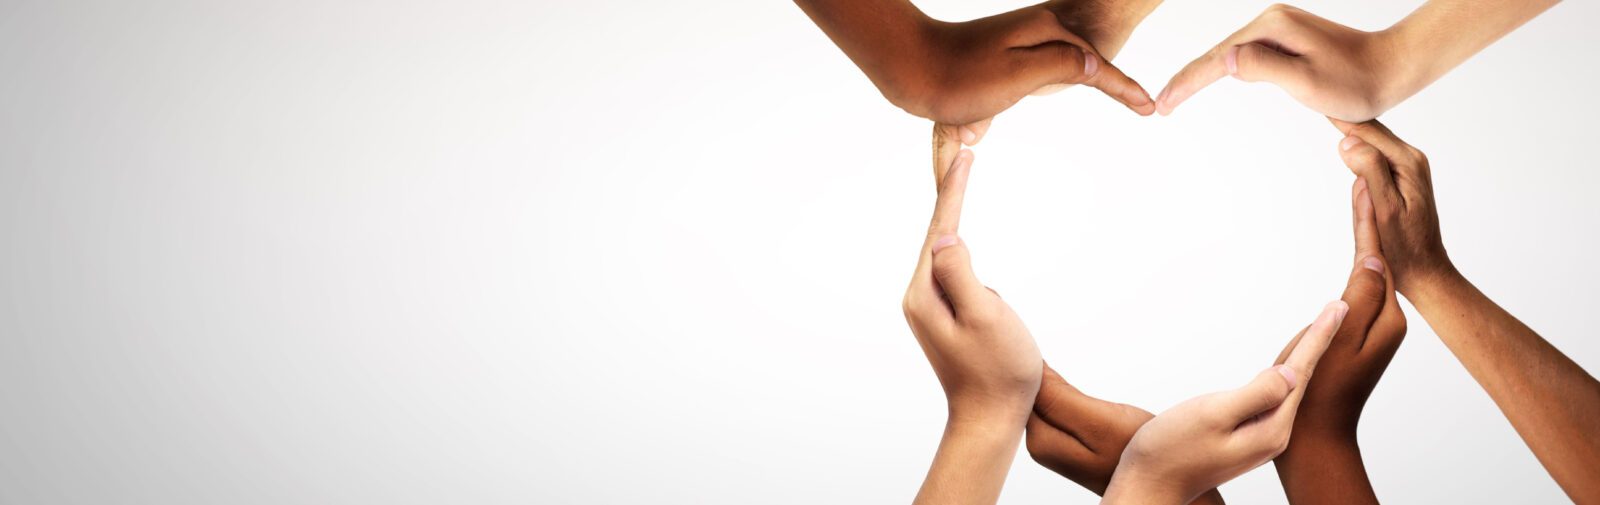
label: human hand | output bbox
[1100,301,1349,505]
[1155,4,1406,122]
[889,2,1157,139]
[1026,365,1226,503]
[1270,178,1407,505]
[903,148,1042,424]
[1330,118,1455,296]
[1276,178,1408,442]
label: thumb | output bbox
[1216,365,1297,425]
[930,236,987,315]
[1227,43,1312,96]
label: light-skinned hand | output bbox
[1026,364,1227,504]
[902,149,1042,426]
[1100,301,1349,505]
[1155,4,1402,122]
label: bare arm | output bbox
[1405,272,1600,501]
[1332,118,1600,502]
[1386,0,1563,99]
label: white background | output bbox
[1,0,1596,503]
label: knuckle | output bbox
[1258,4,1299,25]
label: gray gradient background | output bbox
[1,0,1595,503]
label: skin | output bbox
[1331,119,1600,503]
[1100,299,1346,505]
[1157,1,1562,121]
[903,139,1042,505]
[1026,364,1226,504]
[1270,179,1408,505]
[794,0,1160,143]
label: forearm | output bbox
[914,412,1028,505]
[1381,0,1560,102]
[1407,272,1600,502]
[1274,437,1378,505]
[793,0,932,99]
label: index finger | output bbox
[926,149,974,243]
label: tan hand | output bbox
[1329,118,1454,295]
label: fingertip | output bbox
[959,126,976,145]
[1362,255,1385,274]
[1340,135,1363,152]
[1329,300,1350,327]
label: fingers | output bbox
[1082,53,1156,115]
[927,150,972,241]
[1357,179,1409,352]
[1026,414,1095,471]
[1027,365,1097,465]
[1013,43,1154,116]
[1218,365,1298,425]
[907,149,974,318]
[1032,365,1107,436]
[1154,42,1232,116]
[1280,301,1349,385]
[960,118,993,147]
[932,124,964,187]
[1338,135,1403,214]
[1337,256,1387,350]
[931,236,987,313]
[1351,179,1382,262]
[920,151,985,313]
[1230,42,1313,97]
[1157,6,1315,116]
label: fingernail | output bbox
[1331,300,1350,325]
[1083,51,1098,77]
[1225,46,1240,75]
[1362,256,1384,274]
[959,126,976,145]
[1341,136,1362,151]
[932,235,959,254]
[1274,364,1296,384]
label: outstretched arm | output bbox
[1157,1,1561,121]
[1332,118,1600,502]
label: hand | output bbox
[1101,301,1349,505]
[884,2,1158,137]
[1155,4,1404,122]
[902,149,1042,423]
[1330,118,1455,295]
[1277,179,1408,441]
[1026,365,1226,503]
[1271,178,1407,505]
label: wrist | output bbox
[1278,430,1361,467]
[1373,18,1437,108]
[1102,465,1191,505]
[948,395,1033,432]
[1398,262,1468,309]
